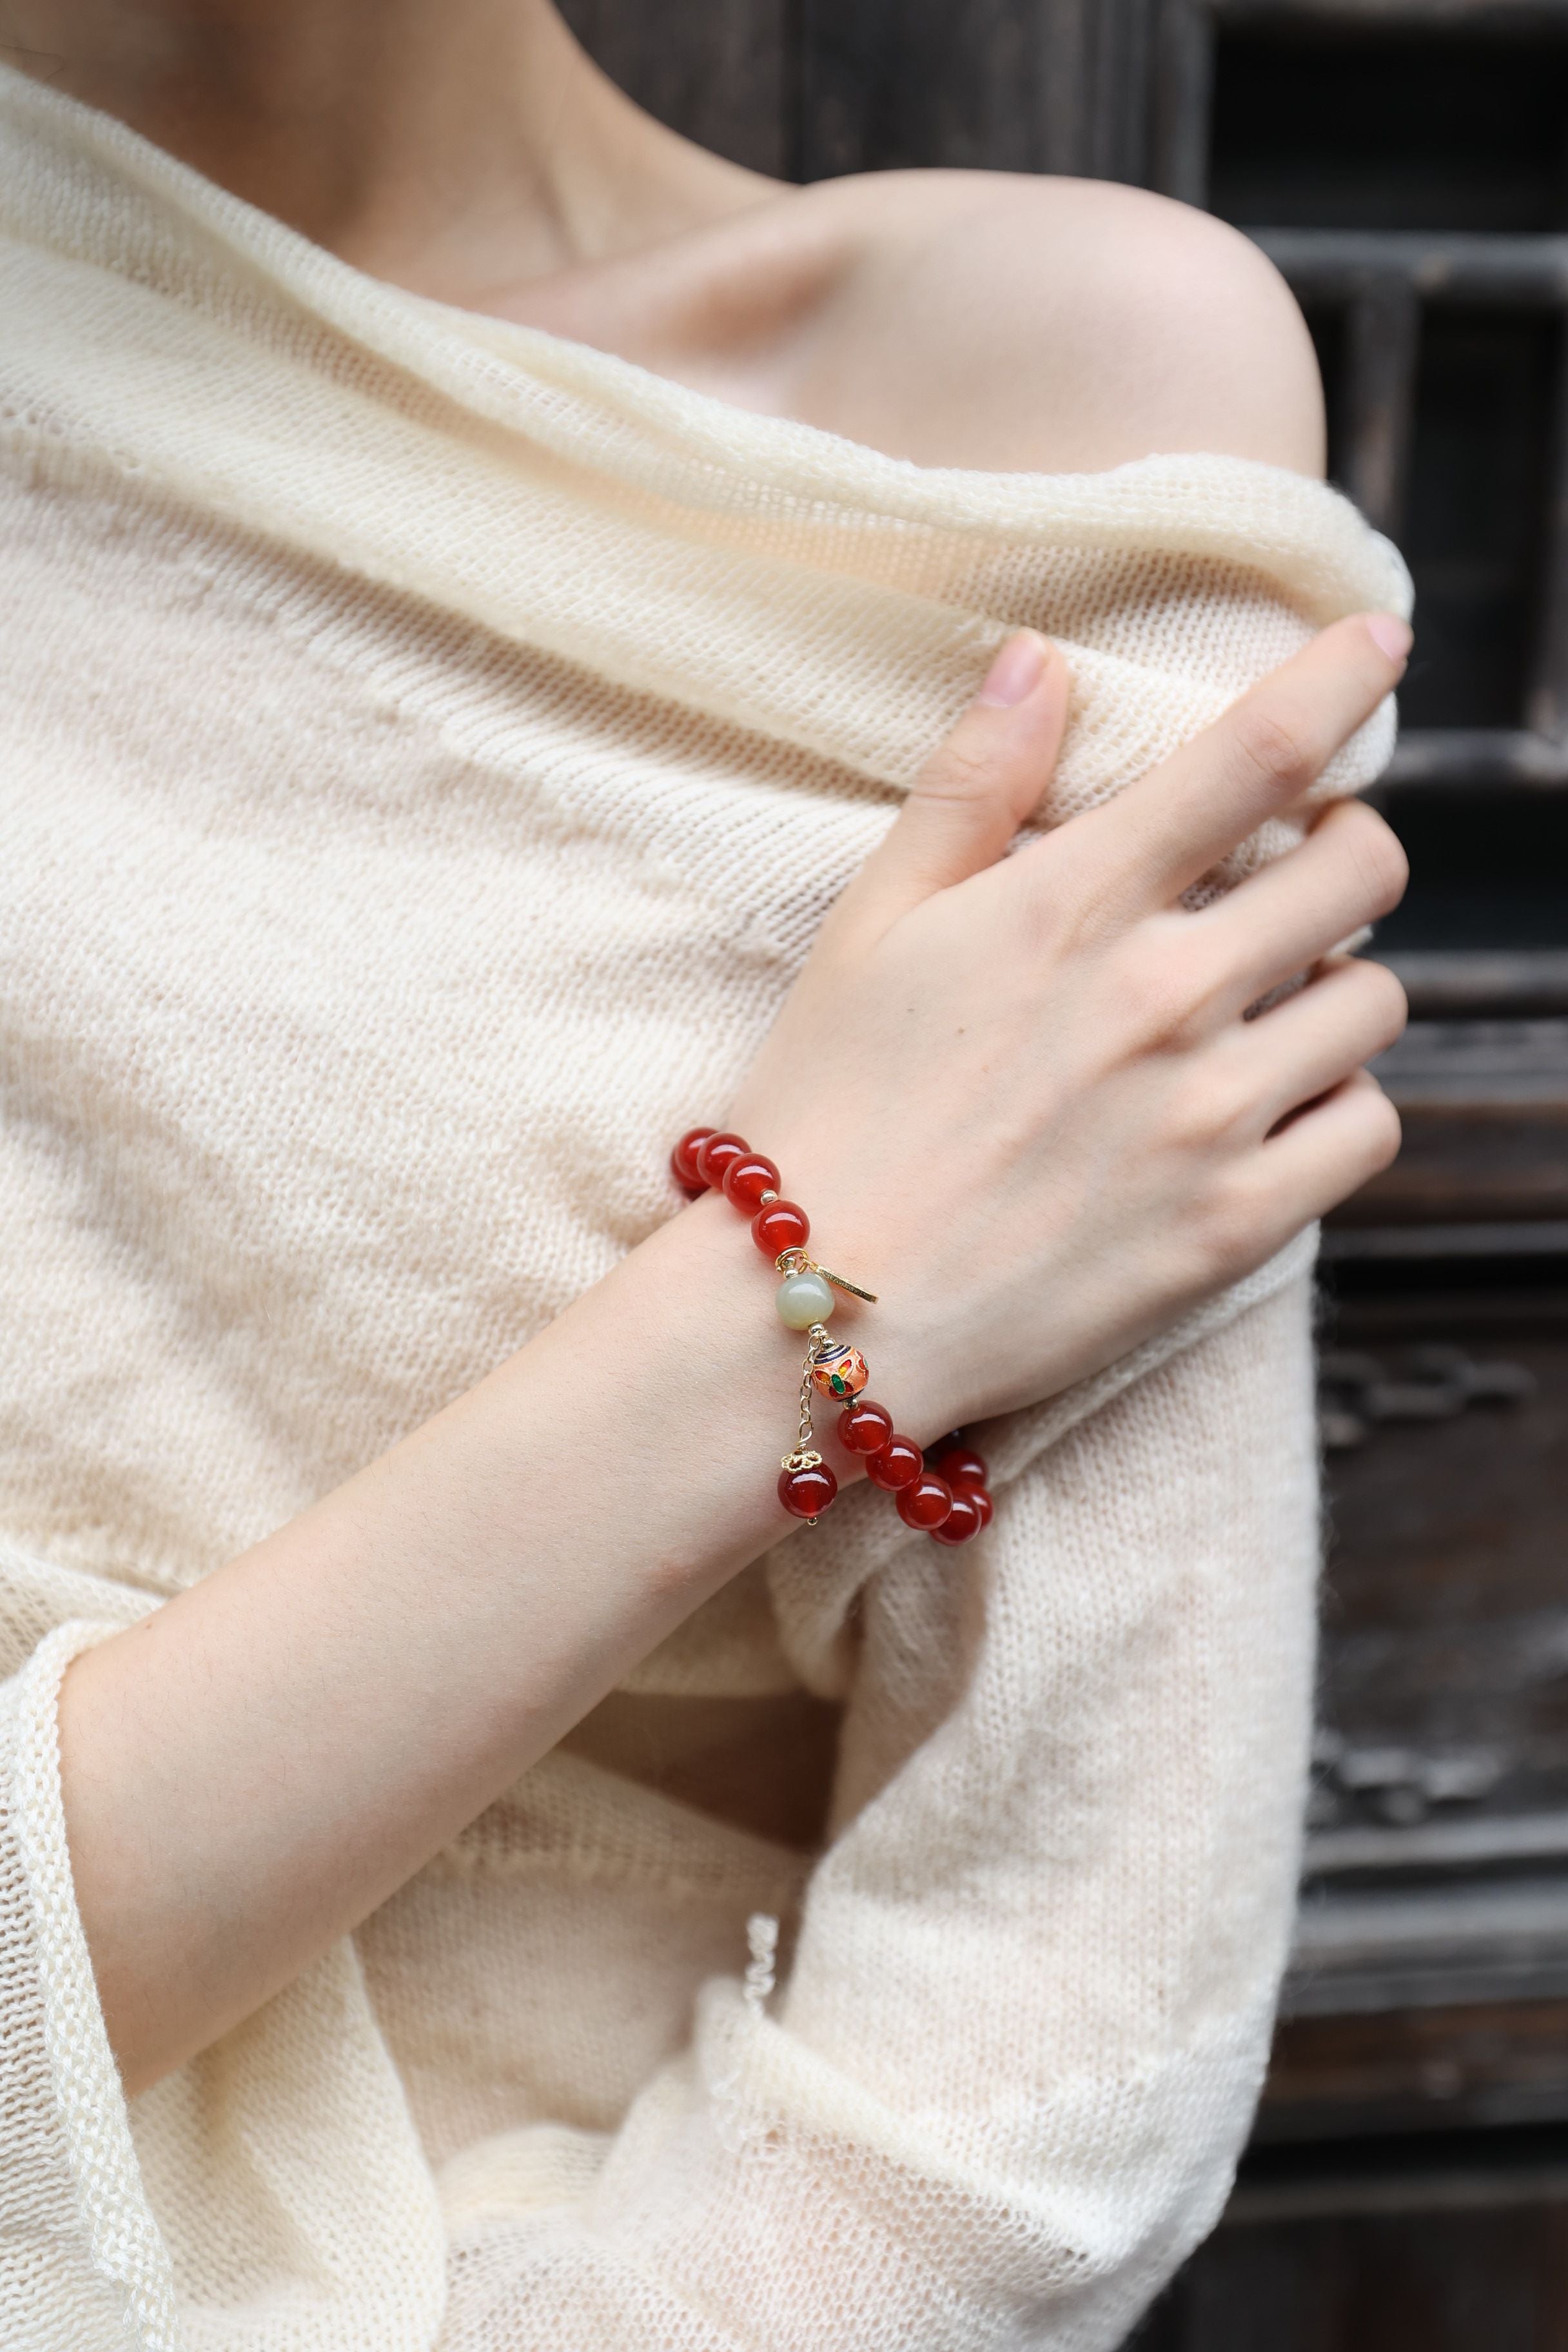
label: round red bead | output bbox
[928,1442,989,1491]
[897,1472,954,1531]
[865,1435,923,1492]
[930,1489,985,1545]
[752,1199,809,1257]
[839,1399,894,1455]
[723,1153,781,1214]
[671,1126,716,1192]
[778,1463,838,1520]
[966,1487,994,1531]
[695,1131,750,1190]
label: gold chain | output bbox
[781,1339,824,1473]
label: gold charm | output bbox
[815,1265,879,1304]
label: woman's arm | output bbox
[57,616,1409,2097]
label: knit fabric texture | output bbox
[0,64,1411,2352]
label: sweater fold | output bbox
[0,61,1406,2351]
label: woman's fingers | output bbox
[1190,797,1409,1021]
[1240,1068,1403,1252]
[847,613,1404,945]
[1057,614,1410,923]
[1217,954,1408,1139]
[841,632,1070,926]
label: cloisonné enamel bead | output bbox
[776,1269,836,1330]
[810,1342,868,1402]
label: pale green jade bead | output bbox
[776,1270,836,1330]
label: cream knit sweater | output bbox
[0,65,1410,2352]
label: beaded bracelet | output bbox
[671,1126,993,1545]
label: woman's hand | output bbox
[730,614,1411,1433]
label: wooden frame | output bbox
[1141,3,1568,802]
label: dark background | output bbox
[561,5,1568,2344]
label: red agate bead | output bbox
[928,1442,989,1492]
[752,1199,809,1257]
[966,1487,994,1531]
[778,1463,838,1520]
[671,1126,716,1193]
[723,1152,781,1213]
[839,1399,894,1455]
[865,1435,923,1492]
[695,1131,750,1190]
[897,1472,954,1531]
[930,1488,985,1545]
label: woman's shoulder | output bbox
[766,167,1326,477]
[500,156,1324,480]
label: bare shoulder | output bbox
[780,170,1324,478]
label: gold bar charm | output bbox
[816,1264,878,1304]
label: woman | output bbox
[0,4,1411,2346]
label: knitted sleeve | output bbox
[425,1277,1317,2350]
[0,1566,449,2352]
[0,1276,1313,2352]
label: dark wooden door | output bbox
[560,6,1568,2343]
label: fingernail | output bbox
[1364,614,1413,665]
[977,631,1048,708]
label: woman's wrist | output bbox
[667,1127,993,1541]
[496,1184,839,1592]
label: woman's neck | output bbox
[0,0,776,304]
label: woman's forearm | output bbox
[57,1186,859,2095]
